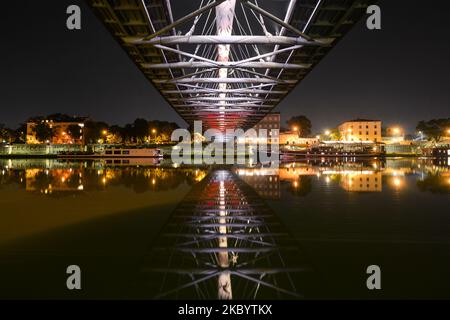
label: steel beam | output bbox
[128,35,331,46]
[242,0,313,41]
[143,61,311,70]
[142,0,227,41]
[168,97,280,102]
[162,89,288,95]
[154,78,298,84]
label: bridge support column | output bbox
[216,0,237,131]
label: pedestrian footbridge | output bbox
[87,0,373,131]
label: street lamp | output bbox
[292,126,298,132]
[151,129,157,144]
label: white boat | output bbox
[100,148,163,158]
[102,158,162,166]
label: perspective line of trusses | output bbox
[141,0,315,42]
[88,0,371,131]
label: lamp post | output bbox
[102,130,108,144]
[151,129,157,144]
[324,130,331,141]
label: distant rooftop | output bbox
[343,119,381,123]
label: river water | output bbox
[0,157,449,299]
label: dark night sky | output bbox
[0,1,449,133]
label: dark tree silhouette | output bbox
[417,174,450,194]
[67,124,82,141]
[33,122,55,143]
[133,118,149,143]
[416,118,450,142]
[287,115,312,137]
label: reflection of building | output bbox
[26,169,84,194]
[236,168,280,199]
[341,172,382,192]
[279,166,318,180]
[339,119,382,143]
[252,112,280,144]
[27,118,88,145]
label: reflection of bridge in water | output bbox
[140,169,310,299]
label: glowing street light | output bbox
[151,129,157,144]
[325,130,331,136]
[292,126,298,132]
[392,127,401,135]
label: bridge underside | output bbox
[87,0,374,132]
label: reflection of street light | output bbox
[392,177,403,189]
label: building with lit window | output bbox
[279,132,320,147]
[339,119,382,143]
[26,117,88,145]
[252,112,280,144]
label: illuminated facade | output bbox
[339,119,382,143]
[279,132,320,147]
[27,119,87,145]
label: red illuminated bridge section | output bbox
[87,0,374,132]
